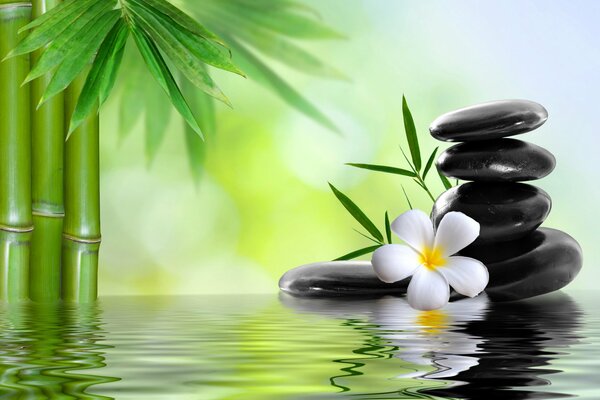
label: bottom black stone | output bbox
[278,261,409,297]
[279,228,582,301]
[460,227,583,301]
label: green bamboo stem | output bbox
[0,2,32,302]
[62,72,101,303]
[30,0,64,302]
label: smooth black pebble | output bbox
[431,182,551,243]
[436,139,556,182]
[278,261,409,297]
[429,99,548,142]
[460,228,583,301]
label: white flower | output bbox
[372,210,488,310]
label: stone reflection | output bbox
[280,292,582,399]
[0,301,118,399]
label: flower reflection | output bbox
[372,295,488,380]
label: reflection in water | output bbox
[0,294,588,399]
[0,301,118,399]
[281,292,583,399]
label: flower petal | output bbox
[391,209,434,252]
[407,267,449,310]
[438,256,489,298]
[434,212,480,257]
[372,244,421,283]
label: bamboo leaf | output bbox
[422,147,439,180]
[226,36,338,132]
[128,3,232,104]
[127,0,243,76]
[220,2,345,40]
[7,0,108,59]
[126,0,224,45]
[233,25,347,80]
[402,95,421,171]
[24,0,117,83]
[181,76,214,183]
[334,245,381,261]
[329,183,383,242]
[99,29,129,106]
[385,211,392,244]
[119,64,147,143]
[353,229,382,245]
[130,23,203,138]
[67,19,128,137]
[346,163,416,177]
[401,185,413,209]
[39,10,121,106]
[438,169,453,190]
[145,85,172,164]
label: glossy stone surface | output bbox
[431,182,551,243]
[429,100,548,142]
[437,139,556,182]
[278,261,409,297]
[460,228,582,301]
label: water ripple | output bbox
[0,292,596,399]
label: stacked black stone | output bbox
[430,100,582,301]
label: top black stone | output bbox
[429,99,548,142]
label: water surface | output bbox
[0,291,598,399]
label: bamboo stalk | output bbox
[30,0,64,302]
[0,1,32,302]
[62,72,101,303]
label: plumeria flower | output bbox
[372,210,488,310]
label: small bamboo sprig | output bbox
[329,95,459,261]
[348,95,454,201]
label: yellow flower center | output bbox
[416,310,449,334]
[418,246,446,270]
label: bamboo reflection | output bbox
[0,301,118,399]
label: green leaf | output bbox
[241,28,347,80]
[67,19,128,136]
[422,147,439,180]
[353,229,382,245]
[119,64,147,143]
[401,185,413,209]
[39,10,121,106]
[385,211,392,244]
[145,85,172,165]
[127,0,243,77]
[334,245,381,261]
[402,95,421,171]
[226,36,338,132]
[24,0,118,83]
[346,163,416,177]
[130,23,203,139]
[438,169,452,190]
[220,2,345,40]
[329,183,383,242]
[127,0,224,44]
[99,30,129,106]
[128,3,232,104]
[7,0,107,59]
[181,76,214,183]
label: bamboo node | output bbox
[32,210,65,218]
[62,233,102,244]
[0,224,34,233]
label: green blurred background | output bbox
[96,0,597,295]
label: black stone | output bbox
[460,228,582,301]
[429,100,548,142]
[437,139,556,182]
[278,261,409,297]
[431,182,551,243]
